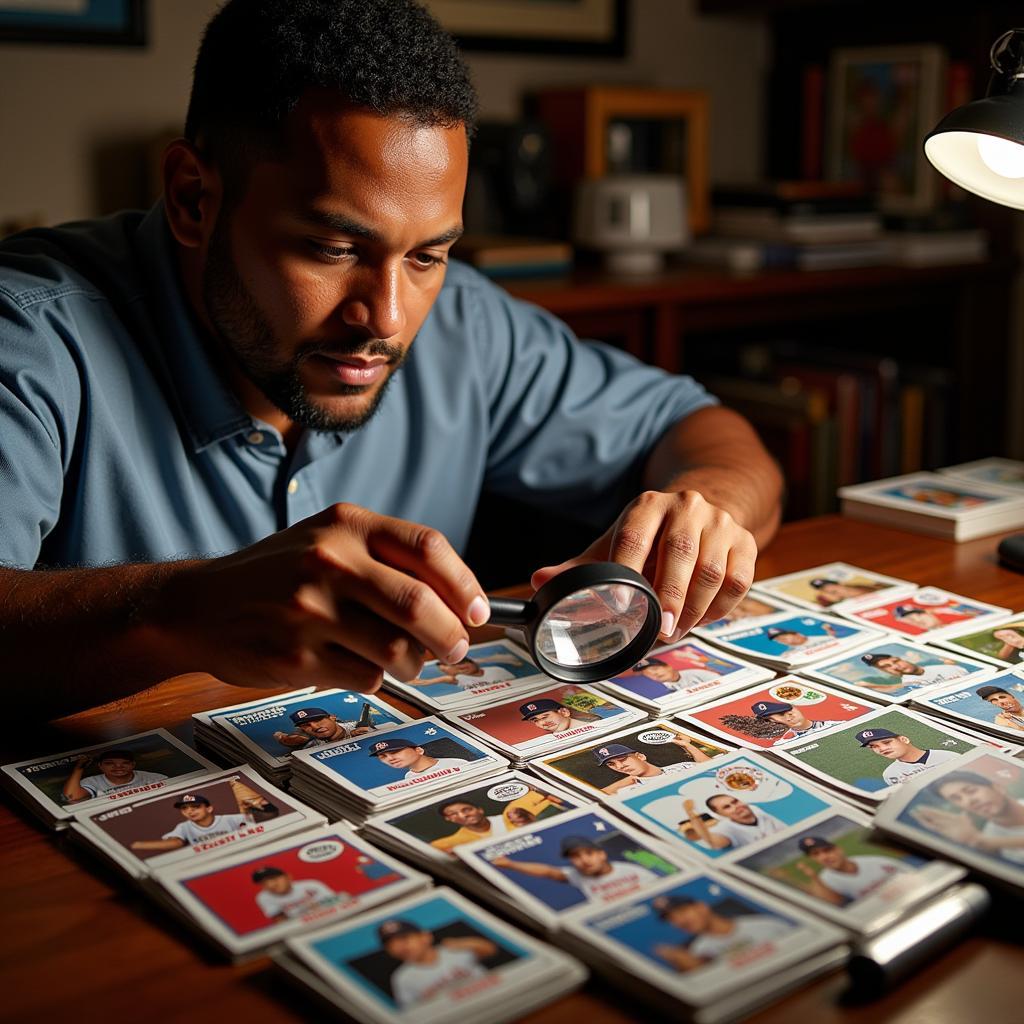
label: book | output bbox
[453,235,573,278]
[884,229,988,267]
[712,208,884,244]
[686,236,892,271]
[712,180,873,213]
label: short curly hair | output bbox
[185,0,477,183]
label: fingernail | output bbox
[446,638,469,664]
[669,628,684,643]
[661,612,676,637]
[468,596,490,626]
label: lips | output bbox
[311,352,390,386]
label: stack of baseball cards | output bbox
[443,682,645,767]
[1,729,219,829]
[929,612,1024,671]
[691,592,803,640]
[382,639,549,713]
[147,823,431,960]
[69,765,327,880]
[591,636,775,715]
[911,667,1024,743]
[361,770,584,879]
[557,868,847,1024]
[192,687,413,786]
[273,886,588,1024]
[938,456,1024,489]
[287,717,510,822]
[752,562,912,614]
[836,586,1009,641]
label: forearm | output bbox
[644,406,783,549]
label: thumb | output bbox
[530,531,612,591]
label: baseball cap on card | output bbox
[369,737,417,757]
[855,728,899,746]
[893,605,921,618]
[378,919,421,942]
[798,835,833,853]
[560,835,600,857]
[252,866,286,882]
[766,627,797,639]
[809,578,838,589]
[861,653,890,666]
[652,894,697,918]
[751,700,791,717]
[520,698,562,720]
[290,707,330,723]
[593,743,636,764]
[977,686,1009,699]
[173,793,211,807]
[96,748,136,761]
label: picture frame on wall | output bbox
[422,0,627,57]
[0,0,145,46]
[826,44,947,215]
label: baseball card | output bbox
[1,729,218,826]
[724,808,964,934]
[752,562,912,613]
[454,806,691,931]
[913,669,1024,742]
[212,688,413,769]
[837,586,1009,640]
[691,593,801,639]
[364,771,581,867]
[707,611,882,669]
[612,751,835,861]
[675,677,878,751]
[594,637,774,713]
[774,707,978,803]
[533,721,732,801]
[277,886,586,1024]
[289,717,508,809]
[875,748,1024,889]
[382,640,546,711]
[71,767,325,878]
[447,684,645,760]
[930,614,1024,670]
[800,638,994,704]
[560,871,845,1012]
[150,824,430,958]
[938,457,1024,489]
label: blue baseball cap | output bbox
[855,728,900,746]
[893,605,925,618]
[751,700,792,717]
[290,707,331,723]
[560,835,601,857]
[652,894,698,918]
[767,626,801,639]
[173,793,211,807]
[378,919,421,942]
[593,743,637,765]
[368,737,417,757]
[520,699,563,720]
[809,578,838,589]
[798,835,833,853]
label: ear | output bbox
[162,138,223,249]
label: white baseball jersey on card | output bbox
[710,808,787,849]
[689,914,791,961]
[391,946,486,1008]
[163,813,249,844]
[78,770,168,796]
[781,720,844,741]
[664,669,720,689]
[453,665,515,689]
[994,711,1024,732]
[561,861,660,902]
[818,854,913,900]
[899,664,968,688]
[405,757,470,778]
[981,801,1024,864]
[255,878,335,919]
[883,748,960,786]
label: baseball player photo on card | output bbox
[675,677,879,752]
[276,886,586,1024]
[594,637,774,713]
[454,807,691,931]
[752,562,912,613]
[1,729,219,827]
[150,824,430,958]
[931,614,1024,670]
[800,638,994,705]
[691,593,801,639]
[612,752,835,861]
[725,808,966,934]
[773,707,978,804]
[533,721,733,801]
[71,767,325,878]
[913,669,1024,741]
[837,586,1009,640]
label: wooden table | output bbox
[4,516,1024,1023]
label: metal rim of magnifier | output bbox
[525,561,662,683]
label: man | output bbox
[787,835,913,905]
[892,604,970,633]
[809,577,886,607]
[977,685,1024,732]
[855,727,960,786]
[0,0,781,717]
[520,698,601,733]
[251,865,336,921]
[129,792,272,851]
[405,653,523,691]
[369,736,469,778]
[429,790,564,853]
[272,706,371,750]
[750,700,844,742]
[766,623,838,649]
[489,834,661,902]
[651,895,791,972]
[679,794,786,851]
[593,739,711,795]
[859,652,968,693]
[61,748,168,803]
[629,653,720,689]
[377,918,496,1009]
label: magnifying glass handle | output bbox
[486,597,536,627]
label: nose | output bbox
[340,260,405,340]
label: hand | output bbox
[794,860,816,878]
[490,856,513,869]
[351,726,372,736]
[73,754,91,769]
[272,731,290,742]
[151,504,489,693]
[531,490,756,640]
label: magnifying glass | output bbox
[486,562,662,684]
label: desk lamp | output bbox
[924,28,1024,571]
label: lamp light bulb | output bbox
[976,134,1024,178]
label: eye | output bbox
[307,241,355,262]
[410,251,447,269]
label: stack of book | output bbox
[452,234,573,279]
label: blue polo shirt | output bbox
[0,204,715,569]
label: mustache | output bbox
[298,338,405,362]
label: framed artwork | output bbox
[423,0,627,57]
[0,0,145,45]
[826,44,947,214]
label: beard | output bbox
[201,215,406,433]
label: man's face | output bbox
[708,795,755,824]
[902,610,941,630]
[985,691,1023,714]
[261,873,293,895]
[774,631,806,647]
[97,757,135,781]
[441,802,485,826]
[506,807,535,826]
[201,97,467,433]
[298,715,342,739]
[378,746,423,769]
[938,779,1006,819]
[866,736,912,760]
[667,901,710,933]
[640,663,680,683]
[817,583,858,604]
[994,629,1024,648]
[767,708,807,729]
[566,846,609,876]
[180,802,213,822]
[384,930,434,962]
[808,845,845,869]
[876,656,916,676]
[528,709,572,732]
[606,753,650,777]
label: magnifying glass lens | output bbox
[535,583,653,668]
